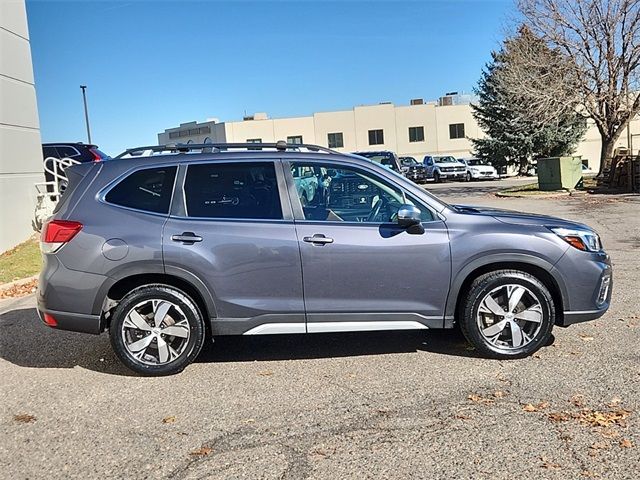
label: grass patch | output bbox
[0,237,41,284]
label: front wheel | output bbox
[109,285,206,375]
[433,171,441,183]
[459,270,554,359]
[466,172,472,182]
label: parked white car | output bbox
[423,155,467,182]
[459,158,500,181]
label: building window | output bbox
[449,123,465,139]
[408,126,425,143]
[327,132,344,149]
[368,129,384,145]
[287,135,303,145]
[246,138,262,150]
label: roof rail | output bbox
[115,141,339,159]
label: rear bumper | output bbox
[37,308,102,334]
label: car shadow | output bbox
[0,307,482,377]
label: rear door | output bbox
[284,159,451,332]
[162,159,305,335]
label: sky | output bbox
[27,0,514,155]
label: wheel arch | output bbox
[96,268,216,332]
[447,255,568,326]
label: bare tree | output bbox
[516,0,640,174]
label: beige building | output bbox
[0,0,43,253]
[159,97,640,173]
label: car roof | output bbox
[43,142,98,148]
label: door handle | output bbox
[303,234,334,245]
[171,232,203,243]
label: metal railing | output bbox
[115,141,339,159]
[33,156,81,231]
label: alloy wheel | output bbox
[476,284,544,350]
[121,299,191,365]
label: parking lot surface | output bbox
[1,181,639,479]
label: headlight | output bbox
[469,167,478,172]
[549,227,602,252]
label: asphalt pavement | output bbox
[1,180,638,479]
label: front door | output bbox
[285,160,451,332]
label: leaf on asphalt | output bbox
[523,401,549,412]
[539,457,561,469]
[454,413,471,420]
[244,418,256,424]
[189,447,213,457]
[608,396,622,407]
[13,413,36,423]
[579,334,594,342]
[259,370,274,376]
[600,429,619,439]
[581,470,598,478]
[619,438,634,448]
[493,390,507,398]
[590,441,608,451]
[548,412,571,422]
[468,394,495,405]
[162,416,176,424]
[570,395,585,407]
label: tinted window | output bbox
[449,123,465,139]
[56,146,81,158]
[368,129,384,145]
[184,162,282,219]
[327,132,344,149]
[291,162,434,223]
[42,146,58,159]
[409,126,425,142]
[105,166,177,214]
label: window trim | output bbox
[282,159,439,225]
[171,159,293,222]
[99,163,179,217]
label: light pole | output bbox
[80,85,92,144]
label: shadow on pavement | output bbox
[0,307,481,376]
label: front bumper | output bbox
[439,171,466,179]
[553,250,613,327]
[471,171,499,180]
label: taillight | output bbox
[43,313,58,327]
[40,220,83,253]
[89,148,102,162]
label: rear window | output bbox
[105,166,177,214]
[184,162,282,219]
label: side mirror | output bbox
[397,204,422,228]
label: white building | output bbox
[159,95,640,173]
[0,0,43,253]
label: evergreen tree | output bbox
[471,27,587,174]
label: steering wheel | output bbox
[366,197,388,223]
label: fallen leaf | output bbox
[244,418,255,424]
[548,412,571,422]
[579,334,594,342]
[468,394,495,405]
[259,370,274,376]
[540,457,561,469]
[189,447,213,457]
[570,395,585,407]
[162,416,176,424]
[454,413,471,420]
[0,280,38,299]
[581,470,598,478]
[523,402,549,412]
[13,414,36,423]
[608,397,622,407]
[620,438,634,448]
[590,441,608,450]
[601,429,619,439]
[493,390,507,398]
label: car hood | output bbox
[452,204,591,229]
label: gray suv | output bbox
[38,142,612,375]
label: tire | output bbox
[109,284,206,376]
[466,172,472,182]
[434,171,441,183]
[459,270,554,359]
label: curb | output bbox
[495,191,571,199]
[0,275,39,292]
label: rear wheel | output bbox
[459,270,554,359]
[109,285,205,375]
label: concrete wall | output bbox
[0,0,43,253]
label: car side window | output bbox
[184,162,282,220]
[291,162,434,223]
[105,166,177,214]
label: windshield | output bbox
[401,157,417,166]
[433,156,458,164]
[354,152,399,170]
[466,159,488,166]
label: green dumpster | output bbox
[537,156,583,191]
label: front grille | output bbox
[454,167,465,172]
[441,167,453,172]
